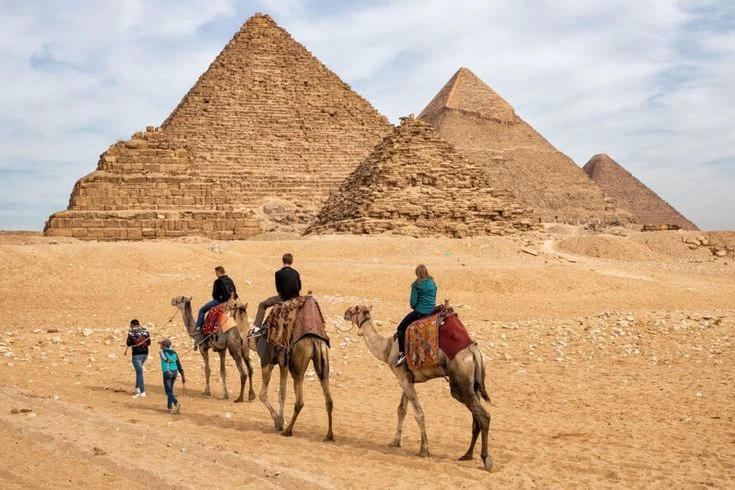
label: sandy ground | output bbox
[0,228,733,489]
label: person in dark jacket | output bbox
[196,265,238,331]
[159,338,185,414]
[126,319,151,398]
[395,264,437,367]
[251,253,301,336]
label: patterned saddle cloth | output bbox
[202,302,237,336]
[264,296,330,350]
[405,305,473,370]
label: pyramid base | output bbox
[44,210,262,241]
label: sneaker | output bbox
[249,327,264,338]
[133,392,147,399]
[172,402,181,414]
[395,354,406,367]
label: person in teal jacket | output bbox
[395,264,437,366]
[159,338,185,414]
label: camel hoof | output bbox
[459,453,474,461]
[222,395,229,400]
[248,392,256,402]
[201,392,211,397]
[388,440,401,448]
[234,397,244,403]
[482,456,494,471]
[418,449,430,458]
[282,430,293,437]
[324,433,334,442]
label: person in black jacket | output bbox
[126,319,151,398]
[196,265,238,331]
[251,253,301,336]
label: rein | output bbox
[338,310,371,333]
[124,307,180,355]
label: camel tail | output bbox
[471,344,490,402]
[313,340,330,381]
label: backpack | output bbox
[160,348,178,373]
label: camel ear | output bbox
[368,305,373,311]
[243,302,248,308]
[185,296,192,302]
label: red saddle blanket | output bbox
[405,306,473,370]
[202,302,236,336]
[264,296,330,350]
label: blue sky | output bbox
[1,0,733,230]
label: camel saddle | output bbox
[405,305,473,370]
[263,296,330,350]
[202,302,237,336]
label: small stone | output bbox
[47,328,59,333]
[107,354,118,360]
[82,329,94,337]
[224,412,233,418]
[51,336,63,344]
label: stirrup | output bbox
[395,354,406,367]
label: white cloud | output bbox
[1,0,733,230]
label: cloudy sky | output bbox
[1,0,733,230]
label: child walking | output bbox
[158,338,185,414]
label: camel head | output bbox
[344,305,372,336]
[230,301,249,325]
[171,296,192,309]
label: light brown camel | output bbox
[170,296,256,403]
[344,305,492,471]
[232,300,334,441]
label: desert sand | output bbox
[0,228,733,489]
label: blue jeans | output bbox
[163,371,178,409]
[132,354,147,393]
[197,299,222,329]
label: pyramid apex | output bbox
[420,67,517,124]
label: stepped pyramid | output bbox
[419,68,631,224]
[583,154,698,230]
[45,13,391,240]
[307,116,536,238]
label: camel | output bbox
[231,300,334,441]
[344,305,493,471]
[170,296,256,403]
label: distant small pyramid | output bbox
[45,13,391,240]
[307,116,536,237]
[420,68,631,224]
[583,154,698,230]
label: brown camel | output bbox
[170,296,255,403]
[232,300,334,441]
[344,305,492,471]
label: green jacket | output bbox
[410,278,437,315]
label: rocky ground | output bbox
[0,228,733,488]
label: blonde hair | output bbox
[415,264,432,282]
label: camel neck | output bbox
[359,317,393,363]
[182,303,196,338]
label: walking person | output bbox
[126,319,151,398]
[159,338,185,414]
[251,253,301,337]
[395,264,437,367]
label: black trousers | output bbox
[397,310,424,354]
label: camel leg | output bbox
[450,379,492,470]
[243,347,256,401]
[398,378,430,457]
[389,393,409,447]
[283,343,311,437]
[276,363,288,431]
[228,344,247,403]
[314,342,334,442]
[282,373,304,437]
[201,349,211,396]
[258,363,282,430]
[218,350,229,400]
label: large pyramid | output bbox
[419,68,631,225]
[45,13,392,240]
[307,116,536,238]
[583,154,698,230]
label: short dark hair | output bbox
[282,253,293,265]
[215,265,225,274]
[130,319,140,326]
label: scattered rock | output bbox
[81,328,94,337]
[107,354,118,360]
[10,408,33,415]
[93,447,106,456]
[50,336,63,344]
[521,247,539,256]
[47,328,59,333]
